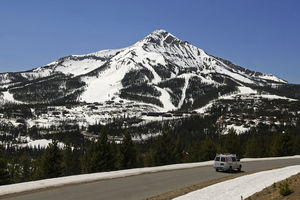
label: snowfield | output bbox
[18,139,65,149]
[0,91,23,104]
[0,155,299,197]
[195,85,297,117]
[174,165,300,200]
[259,74,287,84]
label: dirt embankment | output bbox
[246,173,300,200]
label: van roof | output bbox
[216,153,236,157]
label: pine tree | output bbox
[0,149,10,185]
[198,136,217,161]
[110,138,118,169]
[271,132,293,156]
[97,128,115,171]
[8,158,18,183]
[71,148,81,175]
[244,135,257,158]
[83,128,115,173]
[173,135,184,163]
[223,128,241,155]
[39,139,63,179]
[293,134,300,155]
[120,131,137,169]
[187,140,201,162]
[144,148,155,167]
[244,135,265,158]
[82,141,97,173]
[20,154,32,182]
[62,140,73,176]
[154,124,175,165]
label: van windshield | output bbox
[221,157,225,162]
[231,157,236,162]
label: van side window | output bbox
[221,157,225,162]
[231,157,236,162]
[216,157,220,161]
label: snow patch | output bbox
[132,132,161,141]
[224,124,251,135]
[213,65,254,84]
[17,138,65,149]
[177,74,191,109]
[195,102,214,114]
[80,61,127,103]
[259,74,287,83]
[155,86,176,111]
[0,91,22,104]
[237,86,256,94]
[259,94,297,101]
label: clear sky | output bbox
[0,0,299,83]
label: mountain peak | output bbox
[150,29,169,36]
[142,29,183,45]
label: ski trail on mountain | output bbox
[155,86,176,111]
[177,74,190,109]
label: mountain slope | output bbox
[0,30,296,110]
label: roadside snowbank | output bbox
[0,155,299,196]
[242,155,300,162]
[174,165,300,200]
[0,161,212,196]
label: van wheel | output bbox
[229,166,232,173]
[238,165,242,172]
[216,168,219,172]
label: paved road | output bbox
[2,158,300,200]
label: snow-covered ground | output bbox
[10,136,66,149]
[194,86,255,114]
[220,86,297,101]
[196,86,297,114]
[19,139,65,149]
[174,165,300,200]
[0,155,299,197]
[132,132,162,141]
[6,102,157,130]
[259,74,287,84]
[155,86,176,111]
[0,91,23,104]
[224,124,251,135]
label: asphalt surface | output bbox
[2,158,300,200]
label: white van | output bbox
[213,154,242,172]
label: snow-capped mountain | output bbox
[0,30,296,110]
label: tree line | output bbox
[0,114,300,185]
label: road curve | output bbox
[2,158,300,200]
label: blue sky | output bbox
[0,0,299,83]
